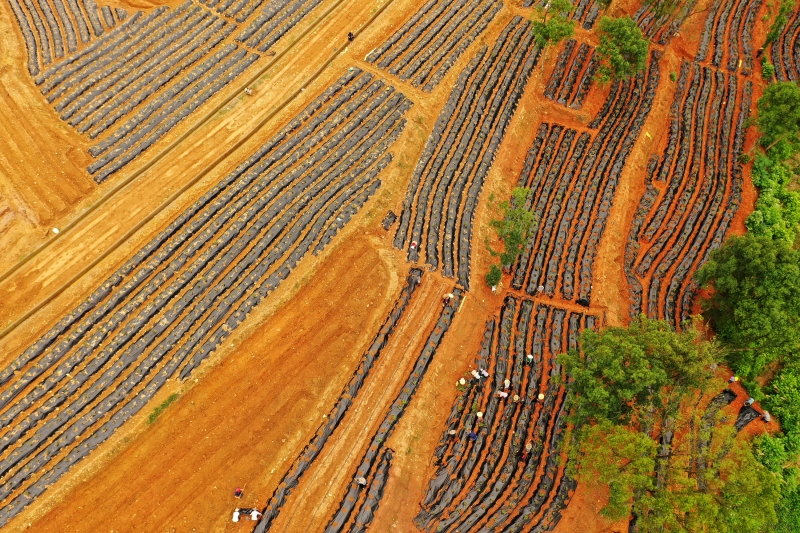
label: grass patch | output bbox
[148,393,180,425]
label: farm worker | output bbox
[244,87,253,96]
[251,509,262,521]
[504,379,510,390]
[471,369,481,380]
[448,429,457,438]
[525,442,533,452]
[728,375,739,383]
[763,411,772,422]
[512,395,520,403]
[410,240,418,250]
[745,397,755,407]
[458,378,466,386]
[232,509,240,522]
[491,285,496,293]
[497,391,509,399]
[234,487,244,498]
[468,431,478,441]
[537,393,545,401]
[476,411,483,420]
[526,354,534,365]
[537,285,544,294]
[480,368,489,377]
[348,31,354,42]
[355,476,367,486]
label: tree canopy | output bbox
[695,234,800,378]
[757,81,800,158]
[488,187,536,266]
[560,316,718,427]
[531,0,575,51]
[595,15,649,83]
[563,317,780,533]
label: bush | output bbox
[762,56,776,81]
[148,393,180,424]
[485,264,502,287]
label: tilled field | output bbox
[0,0,777,531]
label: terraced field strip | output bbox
[393,15,541,289]
[0,69,412,525]
[520,0,601,29]
[624,61,751,326]
[319,288,464,533]
[0,0,404,340]
[260,274,449,532]
[543,38,596,110]
[634,0,698,45]
[508,51,661,306]
[365,0,502,92]
[5,0,125,76]
[696,0,762,74]
[253,267,426,529]
[771,2,800,80]
[416,297,596,532]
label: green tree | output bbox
[564,318,780,533]
[485,264,502,287]
[695,234,800,378]
[569,422,656,519]
[595,16,649,83]
[531,0,575,68]
[560,316,718,427]
[757,81,800,157]
[488,187,536,266]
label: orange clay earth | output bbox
[0,0,777,531]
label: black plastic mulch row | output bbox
[366,0,502,92]
[319,289,464,533]
[253,268,423,531]
[522,0,601,29]
[393,16,541,289]
[0,70,410,526]
[416,299,594,532]
[236,0,322,51]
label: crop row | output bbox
[248,267,423,530]
[236,0,323,52]
[416,298,593,532]
[625,61,750,326]
[0,70,410,525]
[543,39,596,110]
[31,0,259,183]
[393,16,540,289]
[696,0,761,74]
[522,0,601,30]
[634,0,698,45]
[87,45,258,183]
[365,0,502,92]
[6,0,126,75]
[511,51,661,306]
[200,0,260,23]
[315,289,464,533]
[770,6,800,81]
